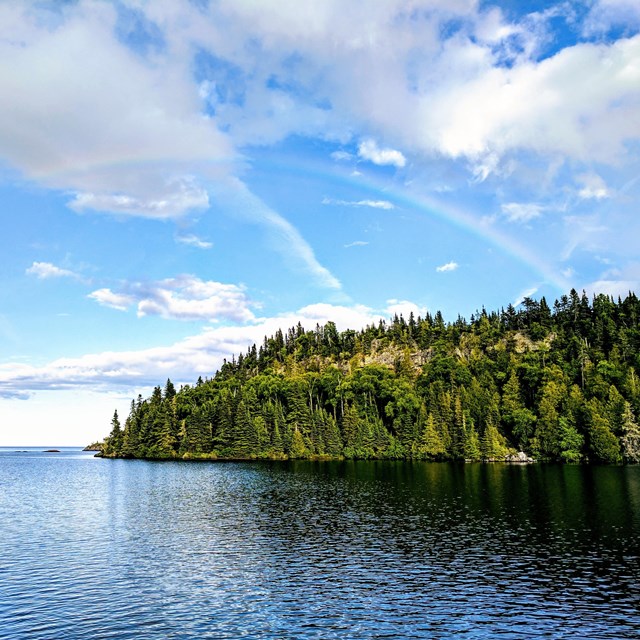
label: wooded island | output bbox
[101,290,640,463]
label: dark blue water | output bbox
[1,449,639,639]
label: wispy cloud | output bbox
[322,197,395,210]
[89,275,256,323]
[176,234,213,249]
[513,286,539,307]
[358,139,406,168]
[224,179,342,290]
[344,240,369,248]
[436,261,459,273]
[69,182,210,219]
[330,150,353,162]
[26,262,80,280]
[89,289,136,312]
[501,202,545,223]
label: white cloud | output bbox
[513,286,539,307]
[69,181,210,219]
[88,289,137,312]
[436,261,459,273]
[501,202,544,223]
[0,300,407,397]
[577,172,611,200]
[223,179,341,290]
[583,279,639,299]
[344,240,369,248]
[583,262,640,300]
[0,2,233,218]
[427,35,640,167]
[385,299,428,319]
[89,275,255,323]
[330,150,353,162]
[358,139,406,168]
[176,234,213,249]
[583,0,640,35]
[2,1,640,205]
[26,262,79,280]
[561,214,611,261]
[323,197,395,210]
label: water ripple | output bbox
[1,453,639,638]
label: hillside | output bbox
[101,290,640,463]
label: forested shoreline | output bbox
[101,290,640,463]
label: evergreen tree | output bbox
[104,410,123,456]
[620,401,640,463]
[416,410,445,459]
[586,400,622,464]
[481,418,509,460]
[463,415,481,461]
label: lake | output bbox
[1,449,639,639]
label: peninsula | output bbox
[100,290,640,464]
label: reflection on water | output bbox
[1,450,639,639]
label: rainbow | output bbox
[259,154,570,294]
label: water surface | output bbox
[1,449,639,638]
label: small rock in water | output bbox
[43,449,61,453]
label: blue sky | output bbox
[1,0,639,445]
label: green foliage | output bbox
[558,417,584,463]
[621,401,640,463]
[102,291,640,464]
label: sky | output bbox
[1,0,639,445]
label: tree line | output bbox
[101,290,640,463]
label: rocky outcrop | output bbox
[505,451,535,464]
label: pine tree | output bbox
[104,410,123,456]
[621,401,640,463]
[288,427,309,458]
[481,418,509,460]
[416,410,445,459]
[558,417,584,463]
[586,400,622,464]
[463,415,481,461]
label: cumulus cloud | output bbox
[3,1,640,198]
[88,275,256,323]
[436,261,459,273]
[385,299,429,319]
[26,262,79,280]
[583,0,640,35]
[428,35,640,168]
[0,2,234,218]
[357,139,406,168]
[577,172,611,200]
[583,262,640,300]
